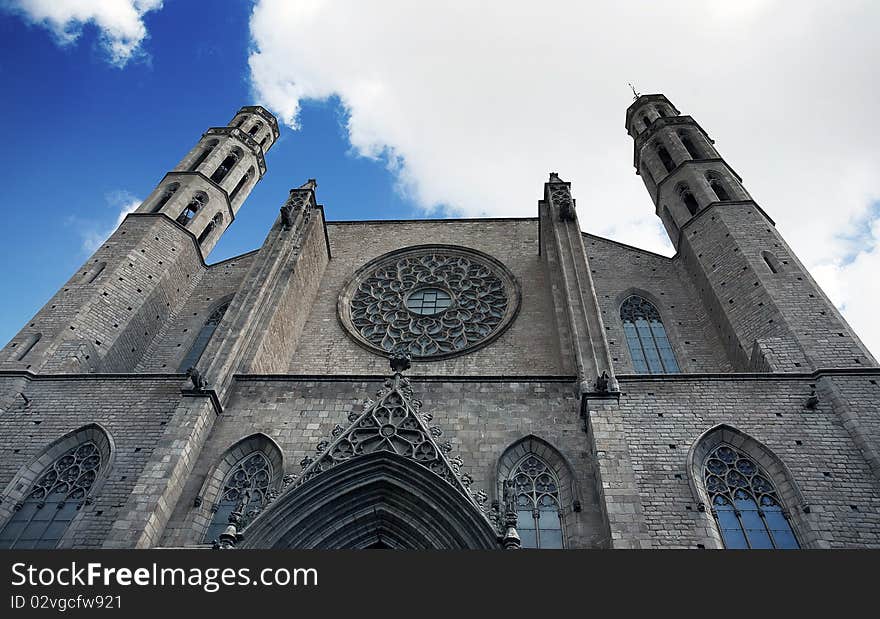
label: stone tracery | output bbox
[340,246,518,360]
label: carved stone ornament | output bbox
[338,245,520,360]
[267,357,491,523]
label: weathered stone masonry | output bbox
[1,95,878,549]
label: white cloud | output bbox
[4,0,163,66]
[248,0,880,357]
[77,190,142,253]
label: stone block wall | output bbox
[614,373,880,548]
[287,219,567,377]
[0,374,184,548]
[161,377,609,549]
[584,234,733,373]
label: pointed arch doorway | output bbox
[240,451,501,550]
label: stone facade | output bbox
[0,96,878,550]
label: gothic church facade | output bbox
[1,95,878,549]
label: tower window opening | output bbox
[259,135,268,148]
[679,185,699,216]
[210,148,242,184]
[189,140,218,172]
[230,167,254,202]
[679,132,701,159]
[248,121,263,136]
[177,193,207,226]
[641,115,652,131]
[82,262,106,284]
[656,144,674,173]
[151,182,180,213]
[656,106,667,118]
[13,333,42,361]
[707,174,731,201]
[197,222,215,245]
[234,116,246,128]
[762,251,783,274]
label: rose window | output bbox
[338,245,519,360]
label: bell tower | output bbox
[627,93,875,371]
[1,106,279,374]
[136,105,279,256]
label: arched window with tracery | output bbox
[510,454,563,549]
[0,442,103,549]
[179,302,229,371]
[704,444,799,549]
[204,452,273,542]
[620,295,679,374]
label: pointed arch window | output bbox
[679,132,701,159]
[177,193,207,226]
[230,167,254,202]
[247,121,263,136]
[707,173,731,201]
[678,184,699,216]
[510,455,563,549]
[204,452,273,542]
[656,143,674,173]
[210,148,242,184]
[620,295,679,374]
[0,442,103,549]
[704,444,799,549]
[151,182,180,213]
[189,140,218,172]
[179,302,229,371]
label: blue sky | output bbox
[0,1,419,346]
[1,1,878,356]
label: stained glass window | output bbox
[510,455,563,549]
[179,302,229,371]
[204,453,273,542]
[620,295,680,374]
[704,444,800,549]
[0,442,102,549]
